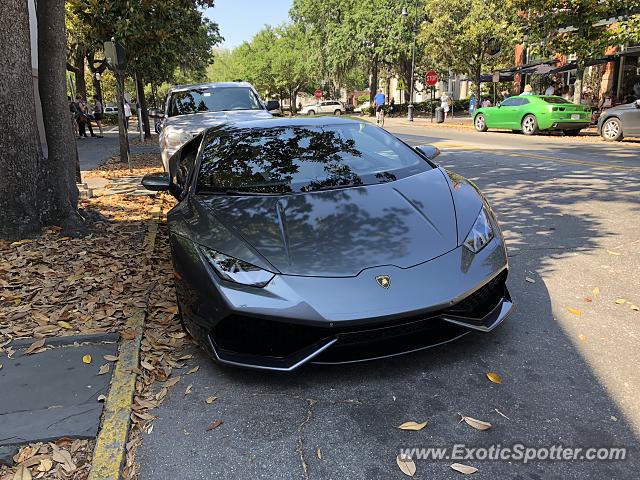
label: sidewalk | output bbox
[77,127,159,171]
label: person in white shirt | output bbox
[544,84,556,96]
[440,92,450,121]
[481,97,492,108]
[124,101,132,130]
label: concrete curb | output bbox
[87,198,163,480]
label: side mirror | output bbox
[414,144,441,161]
[265,100,280,112]
[142,172,170,191]
[148,108,165,119]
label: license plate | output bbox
[571,114,580,120]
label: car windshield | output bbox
[541,96,572,104]
[168,87,262,117]
[196,123,433,194]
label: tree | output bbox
[0,0,79,240]
[421,0,519,103]
[508,0,635,103]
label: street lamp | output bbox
[402,1,418,121]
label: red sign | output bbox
[314,89,323,99]
[425,70,438,86]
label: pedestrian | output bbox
[124,101,132,131]
[374,88,385,125]
[521,84,534,96]
[75,94,96,138]
[389,97,396,116]
[92,95,104,138]
[501,90,511,101]
[440,92,450,121]
[544,83,555,96]
[481,97,492,108]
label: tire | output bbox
[521,114,538,135]
[600,118,623,142]
[308,110,315,116]
[334,109,342,116]
[563,129,581,136]
[474,114,488,132]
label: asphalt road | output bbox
[138,124,640,479]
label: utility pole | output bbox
[402,0,419,121]
[104,40,131,171]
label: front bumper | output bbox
[174,235,513,371]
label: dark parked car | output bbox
[142,117,513,371]
[598,99,640,141]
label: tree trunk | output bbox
[73,45,86,99]
[573,66,584,105]
[37,0,80,228]
[135,73,151,138]
[475,63,482,106]
[370,57,378,103]
[115,70,130,165]
[0,0,45,239]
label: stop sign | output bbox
[314,89,322,99]
[425,70,438,86]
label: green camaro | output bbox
[473,95,591,136]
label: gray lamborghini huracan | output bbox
[142,117,513,371]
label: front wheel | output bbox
[334,109,342,116]
[521,115,538,135]
[474,114,488,132]
[601,118,623,142]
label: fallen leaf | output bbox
[168,332,187,339]
[566,307,582,316]
[459,415,492,431]
[525,277,535,283]
[185,366,199,375]
[592,287,600,297]
[615,298,626,305]
[37,458,53,472]
[163,305,179,314]
[494,408,510,420]
[206,419,224,431]
[82,354,92,364]
[578,334,587,342]
[206,396,218,404]
[316,447,322,460]
[141,360,155,371]
[12,465,32,480]
[396,454,416,477]
[607,250,622,256]
[185,384,193,395]
[57,321,73,330]
[104,355,118,362]
[398,421,428,431]
[584,296,593,303]
[24,338,45,355]
[451,463,478,474]
[164,376,181,388]
[486,372,502,384]
[120,329,136,340]
[98,364,110,375]
[630,304,639,312]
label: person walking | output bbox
[389,97,396,116]
[374,88,386,126]
[440,92,451,121]
[92,95,104,138]
[124,101,132,131]
[75,94,96,138]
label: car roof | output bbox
[210,116,367,131]
[168,81,255,93]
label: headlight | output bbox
[200,247,274,287]
[166,131,193,150]
[463,207,494,253]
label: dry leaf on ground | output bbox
[82,354,92,364]
[398,421,428,431]
[459,415,492,431]
[451,463,478,474]
[396,454,416,477]
[566,307,582,316]
[615,298,626,305]
[24,339,45,355]
[98,364,110,375]
[206,396,217,404]
[206,419,224,431]
[486,372,502,384]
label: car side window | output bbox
[501,97,519,107]
[518,98,530,105]
[174,134,202,195]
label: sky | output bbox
[206,0,294,49]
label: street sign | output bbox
[425,70,438,86]
[314,89,322,99]
[104,41,126,70]
[397,79,405,91]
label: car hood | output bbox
[164,109,273,134]
[188,168,460,277]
